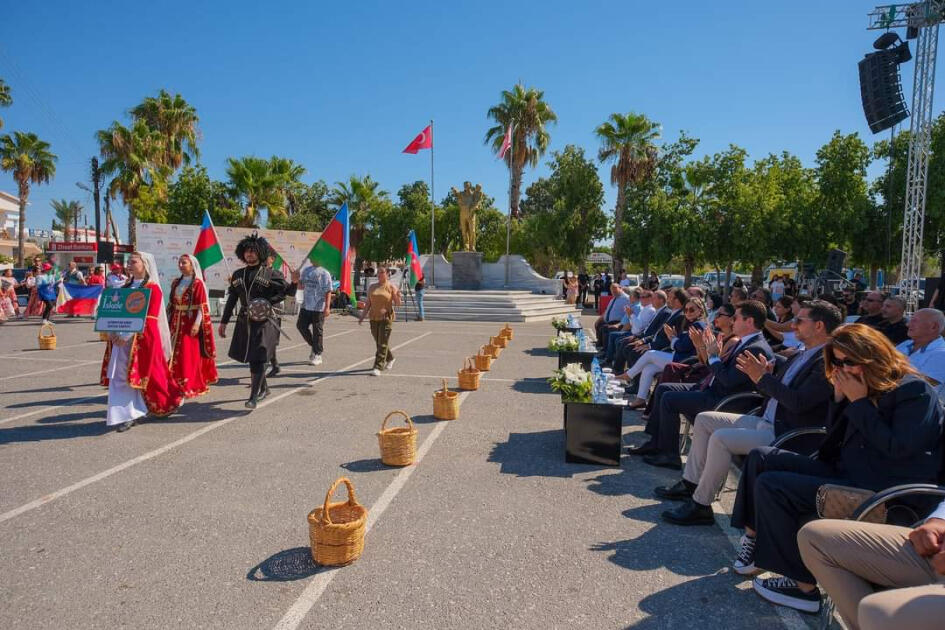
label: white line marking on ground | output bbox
[0,332,432,525]
[273,389,471,630]
[0,360,101,381]
[0,333,354,426]
[0,354,94,363]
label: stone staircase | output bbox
[394,289,581,322]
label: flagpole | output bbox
[504,125,513,288]
[429,118,435,287]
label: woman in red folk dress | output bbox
[100,251,183,432]
[168,254,218,398]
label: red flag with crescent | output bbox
[402,124,433,154]
[498,124,513,160]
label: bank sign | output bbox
[94,287,152,333]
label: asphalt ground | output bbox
[0,313,815,629]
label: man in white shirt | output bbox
[798,500,945,629]
[896,308,945,402]
[296,263,333,365]
[631,289,656,336]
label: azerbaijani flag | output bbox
[306,203,354,304]
[193,210,224,272]
[270,248,291,278]
[57,283,103,316]
[406,229,424,285]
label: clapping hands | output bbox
[735,352,774,384]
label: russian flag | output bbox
[57,283,104,316]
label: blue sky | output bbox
[1,0,934,236]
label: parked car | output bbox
[658,274,686,289]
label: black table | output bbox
[557,349,598,371]
[563,401,623,466]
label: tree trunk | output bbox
[715,265,722,295]
[642,258,649,283]
[612,182,626,277]
[16,181,28,267]
[128,203,137,250]
[683,255,694,288]
[751,264,763,288]
[869,264,879,289]
[724,261,734,301]
[510,163,524,219]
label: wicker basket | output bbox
[99,332,110,342]
[433,378,460,420]
[457,357,482,391]
[377,410,417,466]
[475,347,493,371]
[484,340,502,358]
[500,324,514,340]
[38,323,57,350]
[307,477,368,566]
[491,334,508,349]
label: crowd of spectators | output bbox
[589,277,945,626]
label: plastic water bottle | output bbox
[591,356,600,375]
[578,329,586,351]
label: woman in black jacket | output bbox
[727,324,943,614]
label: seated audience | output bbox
[856,291,886,328]
[798,499,945,630]
[686,285,705,299]
[730,324,943,613]
[841,287,860,317]
[879,295,909,345]
[621,297,707,409]
[896,308,945,402]
[627,300,774,469]
[593,284,629,347]
[599,289,645,363]
[613,288,687,373]
[656,300,840,525]
[706,292,722,325]
[630,289,656,335]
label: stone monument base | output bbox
[451,251,484,290]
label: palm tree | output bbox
[269,156,307,215]
[0,79,11,130]
[330,175,389,284]
[485,83,557,218]
[225,156,285,227]
[0,132,57,265]
[51,199,84,241]
[595,112,660,275]
[130,89,199,170]
[97,119,165,248]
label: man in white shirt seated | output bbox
[631,289,656,336]
[798,499,945,630]
[896,308,945,402]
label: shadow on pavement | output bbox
[488,429,609,478]
[524,347,554,358]
[5,384,99,395]
[341,458,388,473]
[591,504,732,577]
[585,461,678,501]
[246,547,322,582]
[37,411,104,424]
[511,377,556,395]
[5,395,105,409]
[0,420,111,444]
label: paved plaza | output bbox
[0,314,814,629]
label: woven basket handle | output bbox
[39,322,54,339]
[380,410,413,432]
[465,356,474,372]
[321,477,359,525]
[441,378,449,394]
[479,345,488,355]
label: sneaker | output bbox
[308,351,316,362]
[115,419,135,433]
[733,534,760,575]
[752,576,821,614]
[310,354,323,366]
[385,358,396,371]
[371,368,381,376]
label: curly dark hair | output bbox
[235,233,271,263]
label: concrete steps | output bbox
[394,289,580,322]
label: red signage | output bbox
[74,256,94,263]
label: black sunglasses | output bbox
[830,357,860,368]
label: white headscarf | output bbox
[136,251,173,362]
[178,253,204,287]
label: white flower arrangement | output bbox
[551,316,570,331]
[548,333,579,352]
[549,363,592,402]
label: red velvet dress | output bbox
[100,283,183,417]
[168,277,218,398]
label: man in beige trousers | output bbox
[798,501,945,630]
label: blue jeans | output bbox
[416,289,425,319]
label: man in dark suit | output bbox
[628,300,775,469]
[612,288,686,372]
[605,290,669,366]
[656,300,842,525]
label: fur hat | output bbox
[235,232,271,263]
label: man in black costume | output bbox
[218,234,294,409]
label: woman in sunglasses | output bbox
[729,323,943,614]
[621,297,708,409]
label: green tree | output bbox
[225,156,286,227]
[815,130,872,254]
[269,180,332,232]
[484,83,557,219]
[97,119,166,247]
[518,145,608,270]
[129,89,200,171]
[0,131,57,265]
[159,165,242,226]
[595,111,661,275]
[702,145,749,295]
[0,79,11,129]
[50,199,83,241]
[269,156,307,216]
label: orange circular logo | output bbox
[125,291,147,314]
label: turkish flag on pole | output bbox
[498,124,512,160]
[402,124,433,154]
